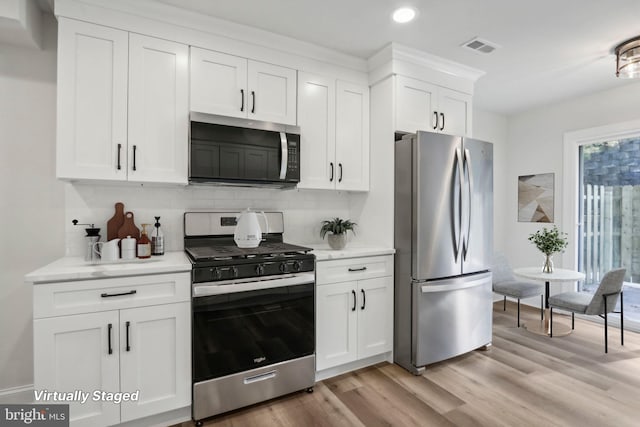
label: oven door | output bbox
[192,273,314,383]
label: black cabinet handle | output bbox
[240,89,245,112]
[125,321,131,352]
[132,145,137,171]
[330,162,334,182]
[440,112,445,131]
[351,290,356,311]
[338,163,343,183]
[361,289,366,310]
[348,267,367,272]
[251,91,256,113]
[107,323,113,355]
[433,111,439,130]
[101,290,137,298]
[117,144,122,170]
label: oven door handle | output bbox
[193,272,315,297]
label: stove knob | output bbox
[279,262,288,273]
[292,260,302,272]
[256,264,265,275]
[230,266,239,278]
[211,268,222,280]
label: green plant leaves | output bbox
[528,225,568,256]
[320,217,357,239]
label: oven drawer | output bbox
[33,273,191,319]
[316,255,393,285]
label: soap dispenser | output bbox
[151,216,164,256]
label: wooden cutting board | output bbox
[106,202,125,241]
[118,211,140,239]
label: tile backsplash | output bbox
[64,182,351,256]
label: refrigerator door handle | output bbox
[420,277,488,293]
[463,148,474,260]
[452,148,464,262]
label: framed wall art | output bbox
[518,173,554,222]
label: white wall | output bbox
[0,15,64,394]
[473,108,509,253]
[504,81,640,271]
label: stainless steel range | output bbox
[184,212,315,425]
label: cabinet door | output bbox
[439,87,472,137]
[56,18,128,181]
[34,311,120,427]
[357,277,393,359]
[297,72,336,189]
[190,47,247,119]
[335,80,370,191]
[395,75,438,134]
[316,281,358,371]
[128,34,189,184]
[119,302,191,422]
[248,60,297,125]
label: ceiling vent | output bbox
[461,37,500,54]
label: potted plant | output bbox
[320,217,357,250]
[528,225,569,273]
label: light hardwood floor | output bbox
[180,302,640,426]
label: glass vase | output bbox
[542,254,554,273]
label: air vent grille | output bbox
[462,37,500,54]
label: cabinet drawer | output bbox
[316,256,393,285]
[34,273,190,318]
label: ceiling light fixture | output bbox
[615,36,640,78]
[392,7,417,24]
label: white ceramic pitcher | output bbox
[93,238,121,262]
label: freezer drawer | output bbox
[412,272,492,367]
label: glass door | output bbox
[578,136,640,324]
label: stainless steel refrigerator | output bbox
[394,131,493,375]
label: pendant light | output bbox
[615,36,640,78]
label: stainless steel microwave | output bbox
[189,113,301,188]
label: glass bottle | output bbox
[137,224,151,259]
[151,216,165,256]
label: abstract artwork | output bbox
[518,173,554,222]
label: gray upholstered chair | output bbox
[491,253,544,327]
[549,268,625,353]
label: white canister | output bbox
[121,236,137,260]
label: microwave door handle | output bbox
[279,132,288,179]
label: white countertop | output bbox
[309,245,395,261]
[25,251,192,284]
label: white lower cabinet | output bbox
[33,273,191,427]
[315,256,393,372]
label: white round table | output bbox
[513,267,586,336]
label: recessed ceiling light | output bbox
[392,7,417,24]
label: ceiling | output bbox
[155,0,640,115]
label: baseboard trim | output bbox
[315,352,392,382]
[0,384,34,404]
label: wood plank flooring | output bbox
[179,302,640,426]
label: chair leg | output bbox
[517,298,521,327]
[550,307,553,337]
[604,310,608,354]
[571,312,574,330]
[621,291,624,346]
[503,295,506,311]
[540,295,543,320]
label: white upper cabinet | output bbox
[128,34,189,184]
[335,80,370,191]
[56,18,128,181]
[56,19,189,184]
[190,47,297,125]
[396,75,472,136]
[298,72,369,191]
